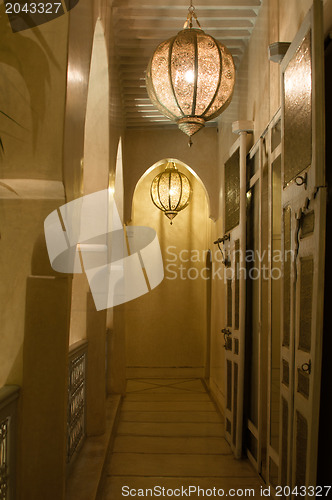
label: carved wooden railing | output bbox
[0,386,19,500]
[67,341,88,466]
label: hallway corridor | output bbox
[101,379,264,498]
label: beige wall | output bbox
[0,0,123,383]
[0,7,69,181]
[0,9,69,388]
[0,198,65,387]
[0,1,123,496]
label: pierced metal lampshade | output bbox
[150,162,192,224]
[146,4,235,142]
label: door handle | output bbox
[301,360,311,375]
[214,236,230,267]
[221,328,232,349]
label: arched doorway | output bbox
[126,158,211,379]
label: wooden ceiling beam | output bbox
[117,46,243,56]
[115,29,252,39]
[116,38,247,48]
[115,19,254,29]
[112,8,258,19]
[113,0,261,9]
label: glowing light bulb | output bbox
[185,70,195,84]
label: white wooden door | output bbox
[280,0,326,491]
[266,110,283,490]
[245,137,263,472]
[223,124,252,458]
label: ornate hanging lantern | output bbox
[150,162,192,224]
[146,2,235,145]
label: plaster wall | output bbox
[0,199,65,387]
[0,0,124,384]
[324,0,332,33]
[0,11,69,388]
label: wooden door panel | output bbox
[223,125,253,459]
[280,0,325,491]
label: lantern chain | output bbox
[184,1,201,30]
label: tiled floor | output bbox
[101,379,264,499]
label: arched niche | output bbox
[131,157,211,222]
[122,127,219,223]
[126,158,212,378]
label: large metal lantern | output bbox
[146,4,235,144]
[150,162,192,224]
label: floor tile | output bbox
[108,452,257,477]
[117,421,224,437]
[100,379,262,500]
[127,385,203,394]
[170,379,206,392]
[125,380,160,393]
[120,410,223,423]
[124,392,210,402]
[136,378,192,386]
[121,401,216,412]
[113,435,231,454]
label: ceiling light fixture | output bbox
[146,1,235,146]
[150,162,192,224]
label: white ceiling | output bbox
[112,0,262,129]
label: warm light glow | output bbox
[146,6,235,139]
[185,70,195,84]
[67,63,84,84]
[150,162,192,224]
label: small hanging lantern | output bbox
[146,1,235,145]
[150,162,192,224]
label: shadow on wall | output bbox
[0,3,55,152]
